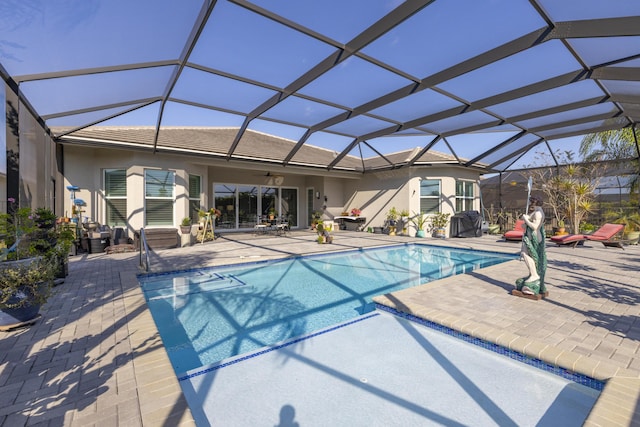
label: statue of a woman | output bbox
[516,196,547,295]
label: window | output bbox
[214,184,238,229]
[261,186,278,217]
[214,183,298,229]
[281,188,298,227]
[456,180,474,212]
[237,185,258,228]
[145,169,175,226]
[420,179,441,214]
[188,174,201,222]
[104,169,127,227]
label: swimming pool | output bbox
[139,243,516,374]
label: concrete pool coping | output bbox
[1,231,639,425]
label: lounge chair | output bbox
[503,219,525,241]
[550,223,625,249]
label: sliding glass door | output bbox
[282,188,298,227]
[214,184,236,229]
[238,185,258,229]
[214,183,297,230]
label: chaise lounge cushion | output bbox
[503,219,525,241]
[585,223,625,242]
[550,223,624,248]
[549,233,585,245]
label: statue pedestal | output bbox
[511,290,549,300]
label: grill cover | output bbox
[450,210,482,238]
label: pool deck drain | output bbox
[0,231,639,426]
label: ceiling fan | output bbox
[254,171,284,185]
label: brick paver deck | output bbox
[1,231,639,426]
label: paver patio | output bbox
[0,231,639,426]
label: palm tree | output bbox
[579,128,639,161]
[580,128,640,206]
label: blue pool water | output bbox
[139,244,515,374]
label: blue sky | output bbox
[1,0,637,174]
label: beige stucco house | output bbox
[2,88,484,241]
[56,127,483,239]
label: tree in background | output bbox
[579,128,639,161]
[524,150,605,234]
[580,128,640,206]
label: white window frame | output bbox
[144,169,175,226]
[188,174,202,222]
[104,169,127,227]
[455,180,475,212]
[419,179,441,214]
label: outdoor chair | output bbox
[503,219,525,241]
[550,223,625,249]
[275,216,290,236]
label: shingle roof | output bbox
[55,126,459,172]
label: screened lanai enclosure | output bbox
[1,0,640,175]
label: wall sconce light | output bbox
[324,195,328,202]
[315,191,320,199]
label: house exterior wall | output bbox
[329,166,480,237]
[321,176,346,217]
[63,146,209,237]
[206,165,313,227]
[61,145,481,238]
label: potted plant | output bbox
[0,257,57,327]
[579,222,596,234]
[555,220,568,236]
[34,207,58,230]
[180,217,192,234]
[483,204,504,234]
[0,199,73,328]
[36,208,74,279]
[316,222,333,244]
[411,212,428,238]
[267,208,276,221]
[606,210,640,244]
[198,209,207,227]
[430,212,450,238]
[311,210,322,230]
[386,207,399,236]
[399,209,409,235]
[350,208,361,217]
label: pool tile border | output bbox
[137,242,517,282]
[177,312,381,382]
